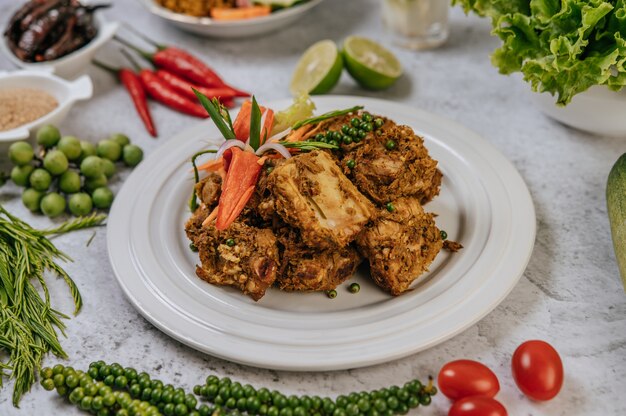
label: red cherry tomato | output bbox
[448,396,508,416]
[512,340,563,401]
[438,360,500,400]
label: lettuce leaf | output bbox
[453,0,626,104]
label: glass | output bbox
[382,0,450,50]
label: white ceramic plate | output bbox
[139,0,324,38]
[108,96,536,371]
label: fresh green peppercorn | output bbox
[351,118,360,127]
[328,140,339,147]
[315,133,326,141]
[418,394,431,405]
[190,243,199,252]
[69,387,85,404]
[164,403,175,416]
[385,140,396,150]
[11,164,34,187]
[206,375,219,385]
[374,118,384,129]
[357,130,367,139]
[348,283,360,293]
[362,123,373,132]
[130,383,142,398]
[406,396,419,408]
[29,168,52,191]
[111,133,131,147]
[396,403,409,415]
[440,230,448,240]
[41,378,55,391]
[58,136,82,161]
[357,398,370,412]
[40,192,66,218]
[326,289,337,299]
[186,394,198,409]
[9,141,35,166]
[386,202,395,213]
[22,188,44,212]
[142,387,153,401]
[341,125,350,135]
[43,150,69,176]
[226,397,237,409]
[35,125,61,148]
[362,113,372,122]
[345,403,359,416]
[226,238,236,247]
[65,374,79,388]
[79,395,93,410]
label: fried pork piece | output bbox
[267,150,376,249]
[344,120,442,205]
[356,197,443,295]
[185,216,279,301]
[275,228,362,292]
[195,173,222,208]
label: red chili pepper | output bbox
[120,49,209,119]
[155,69,236,102]
[140,70,208,118]
[115,36,249,98]
[92,59,157,137]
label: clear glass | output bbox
[382,0,450,50]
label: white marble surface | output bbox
[1,0,626,415]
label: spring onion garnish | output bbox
[193,90,236,140]
[189,149,218,211]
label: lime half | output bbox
[290,40,343,96]
[343,36,403,90]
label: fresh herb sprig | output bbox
[0,206,106,406]
[193,90,236,140]
[189,150,218,211]
[279,140,340,151]
[292,106,364,130]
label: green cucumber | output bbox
[607,153,626,291]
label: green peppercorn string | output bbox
[41,361,436,415]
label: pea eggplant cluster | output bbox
[7,124,143,218]
[41,361,437,416]
[4,0,109,63]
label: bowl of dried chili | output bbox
[1,2,118,79]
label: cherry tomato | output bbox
[512,340,563,401]
[438,360,500,400]
[448,396,507,416]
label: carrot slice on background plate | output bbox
[211,6,272,20]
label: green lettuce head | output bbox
[454,0,626,105]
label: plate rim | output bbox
[107,95,536,371]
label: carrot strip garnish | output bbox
[202,206,219,227]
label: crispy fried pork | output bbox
[356,197,443,295]
[267,150,376,249]
[185,109,457,301]
[343,120,441,205]
[275,228,362,292]
[185,209,279,301]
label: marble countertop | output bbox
[1,0,625,414]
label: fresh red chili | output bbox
[115,35,249,97]
[120,48,209,119]
[155,69,236,102]
[139,70,208,119]
[92,59,157,137]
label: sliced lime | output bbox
[342,36,403,90]
[290,40,343,96]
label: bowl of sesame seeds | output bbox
[0,70,93,144]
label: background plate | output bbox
[107,96,536,371]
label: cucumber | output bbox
[607,153,626,291]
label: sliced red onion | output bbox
[216,139,247,159]
[267,128,292,143]
[255,142,292,159]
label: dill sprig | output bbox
[0,205,105,406]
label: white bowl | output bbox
[140,0,324,38]
[530,86,626,137]
[0,13,118,79]
[0,70,93,144]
